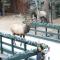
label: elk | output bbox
[31,10,49,23]
[10,14,32,46]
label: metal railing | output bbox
[0,21,60,60]
[30,22,60,43]
[0,32,49,60]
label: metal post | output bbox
[58,29,60,39]
[11,39,14,55]
[24,43,28,60]
[35,22,37,35]
[46,27,47,36]
[24,43,26,51]
[0,36,3,54]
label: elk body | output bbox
[11,22,31,46]
[31,10,49,23]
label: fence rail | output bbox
[0,22,60,60]
[31,22,60,40]
[32,22,60,29]
[5,49,37,60]
[0,32,49,60]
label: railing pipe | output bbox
[58,29,60,39]
[11,39,14,55]
[0,36,3,54]
[46,27,48,36]
[6,49,37,60]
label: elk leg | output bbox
[20,34,25,46]
[23,34,25,38]
[20,34,22,46]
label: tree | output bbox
[42,0,49,21]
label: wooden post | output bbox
[0,36,3,54]
[24,43,26,51]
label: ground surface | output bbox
[0,15,60,60]
[0,15,25,33]
[0,15,60,33]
